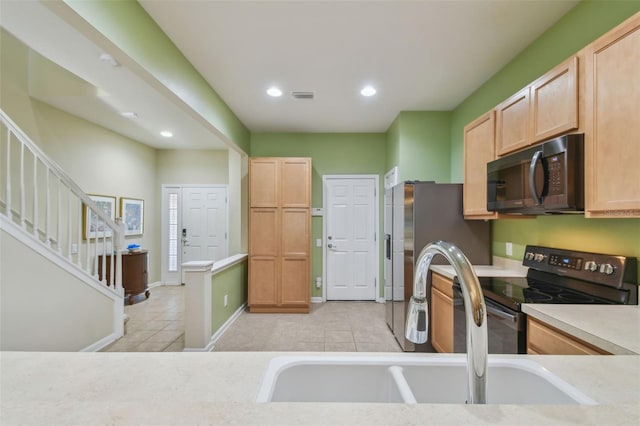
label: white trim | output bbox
[148,281,164,289]
[183,303,247,352]
[384,166,398,189]
[376,297,386,304]
[212,253,248,275]
[81,332,120,352]
[311,297,324,303]
[322,174,380,302]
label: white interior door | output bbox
[182,187,228,264]
[161,185,228,285]
[324,176,378,300]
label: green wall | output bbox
[391,111,452,183]
[211,260,248,334]
[251,133,387,297]
[449,1,640,281]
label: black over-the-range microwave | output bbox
[487,134,584,214]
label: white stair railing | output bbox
[0,109,123,295]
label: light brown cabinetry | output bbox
[527,317,609,355]
[496,56,579,157]
[248,157,311,313]
[583,13,640,218]
[430,272,454,353]
[463,111,498,219]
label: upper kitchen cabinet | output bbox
[496,56,579,157]
[463,111,498,219]
[249,158,279,207]
[529,56,578,142]
[583,13,640,218]
[496,87,530,156]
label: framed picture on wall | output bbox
[83,194,116,239]
[121,197,144,236]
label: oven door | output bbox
[453,286,527,354]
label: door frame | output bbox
[322,174,380,302]
[160,184,229,285]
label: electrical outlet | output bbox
[71,243,78,254]
[316,239,322,247]
[506,242,513,256]
[224,294,228,307]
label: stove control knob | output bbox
[599,263,615,275]
[534,253,545,263]
[584,261,599,272]
[525,252,535,261]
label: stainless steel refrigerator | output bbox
[386,181,491,352]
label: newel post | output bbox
[183,260,215,351]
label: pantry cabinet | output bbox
[431,272,454,353]
[248,157,311,313]
[496,56,579,157]
[526,317,609,355]
[463,111,498,219]
[583,13,640,218]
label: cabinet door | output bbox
[249,158,279,207]
[463,111,498,219]
[280,258,309,306]
[281,158,311,208]
[249,209,279,256]
[584,14,640,217]
[431,286,453,353]
[530,56,578,143]
[496,87,530,156]
[281,209,309,257]
[431,273,454,353]
[248,258,278,305]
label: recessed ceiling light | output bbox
[99,53,120,67]
[267,87,283,97]
[119,112,138,119]
[360,86,377,97]
[160,131,173,138]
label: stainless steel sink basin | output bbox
[256,355,597,405]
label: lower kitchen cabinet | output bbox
[431,272,454,353]
[526,317,610,355]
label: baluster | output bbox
[93,228,98,278]
[77,199,82,268]
[33,155,38,237]
[45,167,50,246]
[67,184,72,260]
[101,232,107,286]
[19,141,25,227]
[57,175,62,253]
[5,129,11,218]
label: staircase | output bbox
[0,109,125,351]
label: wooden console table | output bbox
[98,250,149,305]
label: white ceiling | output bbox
[0,0,579,149]
[140,0,579,133]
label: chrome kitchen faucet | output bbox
[405,241,488,404]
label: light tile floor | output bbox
[103,285,401,353]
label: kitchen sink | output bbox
[256,355,597,405]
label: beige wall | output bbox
[0,229,114,350]
[156,149,229,185]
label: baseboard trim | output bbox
[82,332,119,352]
[311,297,324,303]
[182,303,247,352]
[376,297,385,303]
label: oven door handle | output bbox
[485,300,517,323]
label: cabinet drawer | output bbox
[431,272,453,298]
[527,317,609,355]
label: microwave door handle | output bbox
[529,150,544,205]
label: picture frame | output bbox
[83,194,116,239]
[120,197,144,236]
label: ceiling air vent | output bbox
[291,91,315,100]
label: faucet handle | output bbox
[405,296,428,344]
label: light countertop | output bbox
[1,351,639,425]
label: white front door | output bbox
[324,176,378,300]
[161,185,228,285]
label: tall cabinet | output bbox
[248,157,311,313]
